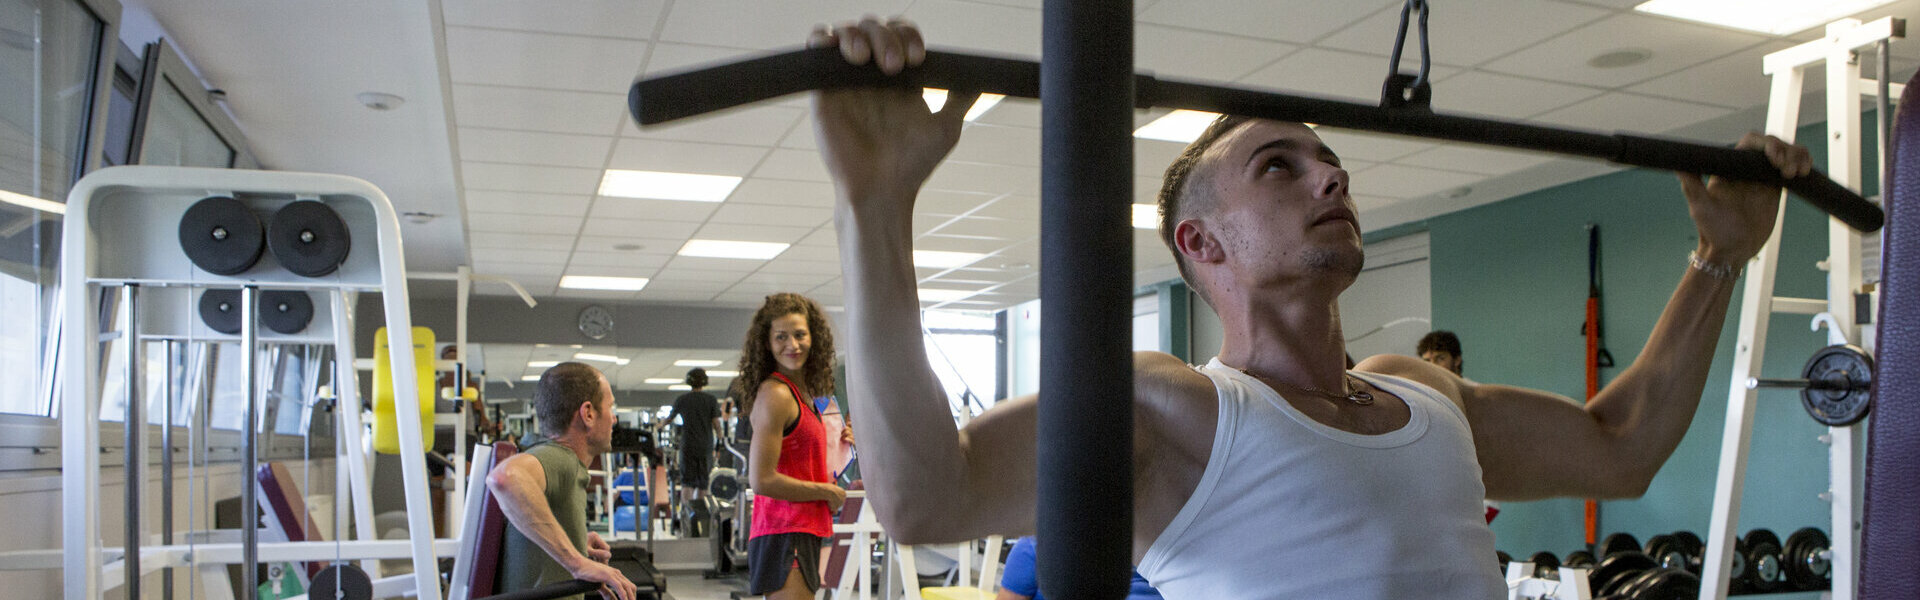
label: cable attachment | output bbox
[1382,0,1433,111]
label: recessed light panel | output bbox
[1132,204,1158,230]
[1634,0,1898,34]
[559,275,650,291]
[922,89,1006,121]
[913,250,987,269]
[678,239,791,260]
[598,169,742,202]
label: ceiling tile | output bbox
[780,244,841,262]
[1354,195,1402,212]
[1349,163,1485,199]
[452,85,627,136]
[1135,138,1188,178]
[473,248,572,265]
[1239,47,1460,103]
[1625,41,1796,108]
[637,290,723,303]
[1138,0,1398,44]
[707,202,834,227]
[972,99,1042,129]
[554,288,642,301]
[1479,13,1768,88]
[781,114,821,150]
[795,228,839,248]
[968,195,1038,220]
[1137,23,1299,82]
[463,162,602,195]
[625,105,807,146]
[1132,176,1164,204]
[657,0,914,49]
[606,138,771,176]
[652,269,755,285]
[642,42,763,77]
[1313,129,1438,162]
[1393,143,1558,176]
[917,190,1001,217]
[914,213,959,235]
[751,149,832,182]
[586,198,721,222]
[1429,71,1606,120]
[691,223,815,244]
[578,218,702,241]
[643,278,733,292]
[458,128,614,168]
[569,250,673,268]
[441,0,667,39]
[464,190,592,216]
[1532,92,1736,135]
[470,231,577,250]
[1318,0,1608,67]
[947,124,1042,168]
[727,272,838,293]
[931,216,1036,239]
[661,255,770,273]
[446,27,648,93]
[467,212,584,234]
[727,179,838,208]
[472,261,561,277]
[924,162,1039,195]
[902,0,1044,57]
[761,259,844,276]
[915,234,1022,254]
[564,262,664,278]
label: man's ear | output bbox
[1174,219,1223,265]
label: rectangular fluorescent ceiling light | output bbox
[675,359,723,367]
[521,375,541,381]
[678,239,790,260]
[668,384,692,391]
[1134,110,1223,143]
[644,378,682,384]
[922,89,1005,121]
[1132,204,1158,230]
[573,352,631,365]
[1634,0,1898,34]
[913,250,987,269]
[706,370,740,377]
[598,170,741,202]
[559,275,649,291]
[918,288,977,302]
[528,360,560,368]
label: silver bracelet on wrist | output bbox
[1688,251,1742,280]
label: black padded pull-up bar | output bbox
[629,46,1884,233]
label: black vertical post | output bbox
[1038,2,1132,600]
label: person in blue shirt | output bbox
[996,537,1162,600]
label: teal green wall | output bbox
[1429,122,1880,558]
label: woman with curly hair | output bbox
[737,292,849,599]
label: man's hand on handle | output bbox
[1679,133,1812,265]
[810,17,975,205]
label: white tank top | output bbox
[1137,358,1504,600]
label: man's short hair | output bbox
[1157,114,1255,296]
[685,367,708,388]
[1417,330,1463,357]
[534,362,603,437]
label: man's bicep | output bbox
[956,394,1039,534]
[1465,383,1622,499]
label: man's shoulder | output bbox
[1131,351,1217,411]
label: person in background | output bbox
[738,293,848,599]
[996,536,1163,600]
[667,367,722,502]
[1416,330,1465,377]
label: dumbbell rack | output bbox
[58,166,444,600]
[1700,18,1902,600]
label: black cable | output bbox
[1387,0,1431,88]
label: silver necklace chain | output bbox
[1235,366,1376,406]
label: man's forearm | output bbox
[835,199,975,539]
[1587,261,1742,483]
[492,477,589,571]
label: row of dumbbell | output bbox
[1498,527,1832,597]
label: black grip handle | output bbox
[475,579,601,600]
[630,46,1039,125]
[629,47,1884,233]
[1616,135,1882,232]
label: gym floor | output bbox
[659,571,748,600]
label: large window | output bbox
[0,0,114,417]
[922,310,998,420]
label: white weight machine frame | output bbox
[1699,17,1904,600]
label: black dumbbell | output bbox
[1782,527,1831,591]
[1740,529,1784,593]
[1530,551,1561,580]
[1590,551,1658,597]
[1599,532,1641,559]
[1669,530,1704,574]
[1564,550,1597,569]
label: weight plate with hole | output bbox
[198,289,244,334]
[258,290,315,334]
[308,564,372,600]
[267,201,351,277]
[178,196,264,275]
[1801,345,1874,426]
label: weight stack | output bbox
[1859,66,1920,600]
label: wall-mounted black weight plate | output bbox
[267,201,351,277]
[1801,345,1874,426]
[1782,527,1830,591]
[1599,532,1640,559]
[178,196,264,275]
[259,290,314,334]
[1741,529,1783,593]
[198,289,243,334]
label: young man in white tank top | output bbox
[811,18,1812,599]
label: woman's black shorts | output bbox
[746,532,823,595]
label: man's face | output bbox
[1421,349,1463,375]
[1192,120,1363,287]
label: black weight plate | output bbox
[197,289,243,334]
[1801,344,1874,426]
[258,290,314,334]
[1645,534,1686,571]
[309,564,373,600]
[1614,567,1667,598]
[1635,569,1701,600]
[1743,538,1783,593]
[1670,530,1704,573]
[268,201,351,277]
[1530,551,1561,579]
[1564,550,1597,569]
[178,196,264,275]
[1590,551,1657,596]
[1784,527,1830,591]
[1599,532,1640,559]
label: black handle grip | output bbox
[628,47,1884,233]
[475,579,601,600]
